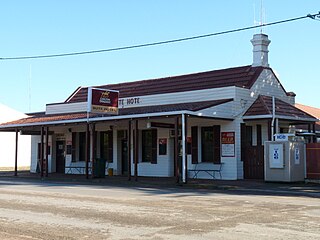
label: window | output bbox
[201,126,221,163]
[142,129,157,163]
[71,132,89,162]
[72,133,76,162]
[100,131,113,162]
[201,127,214,162]
[191,126,198,164]
[79,132,86,162]
[257,125,262,146]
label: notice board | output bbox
[221,132,235,157]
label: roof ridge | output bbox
[67,65,268,103]
[92,65,254,88]
[259,95,272,114]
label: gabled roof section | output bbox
[66,65,264,103]
[244,95,317,121]
[0,99,233,128]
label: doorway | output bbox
[56,141,65,173]
[121,139,128,175]
[242,124,264,179]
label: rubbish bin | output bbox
[107,168,113,177]
[93,158,106,178]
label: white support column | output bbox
[181,113,186,183]
[275,118,279,134]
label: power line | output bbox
[1,12,319,61]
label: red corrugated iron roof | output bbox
[0,99,232,127]
[66,65,265,103]
[295,103,320,131]
[295,103,320,120]
[244,95,317,120]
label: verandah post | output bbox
[40,126,44,178]
[91,123,96,178]
[181,113,188,183]
[174,115,179,183]
[134,119,139,181]
[14,129,18,176]
[128,120,132,181]
[45,126,49,177]
[85,123,90,179]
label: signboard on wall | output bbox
[221,132,235,157]
[88,87,119,115]
[274,133,295,141]
[269,143,284,168]
[294,147,300,164]
[159,138,167,155]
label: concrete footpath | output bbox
[1,171,320,198]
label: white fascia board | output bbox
[242,114,317,122]
[276,115,318,122]
[242,114,272,120]
[0,111,191,129]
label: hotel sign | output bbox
[221,132,235,157]
[88,87,119,115]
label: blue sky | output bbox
[0,1,319,113]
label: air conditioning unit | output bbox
[169,129,181,138]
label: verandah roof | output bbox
[243,95,317,123]
[0,99,233,130]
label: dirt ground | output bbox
[0,178,320,240]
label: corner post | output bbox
[14,129,18,176]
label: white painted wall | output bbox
[186,118,239,180]
[0,103,31,168]
[36,68,297,180]
[130,119,174,177]
[30,135,53,173]
[46,102,87,115]
[249,69,291,103]
[45,86,236,115]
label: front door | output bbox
[56,141,65,173]
[242,124,264,179]
[244,146,264,179]
[121,139,128,175]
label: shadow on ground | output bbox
[0,170,319,199]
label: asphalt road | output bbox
[0,179,320,240]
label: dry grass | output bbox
[0,166,30,172]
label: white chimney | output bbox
[251,33,271,67]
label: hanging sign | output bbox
[221,132,235,157]
[88,87,119,115]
